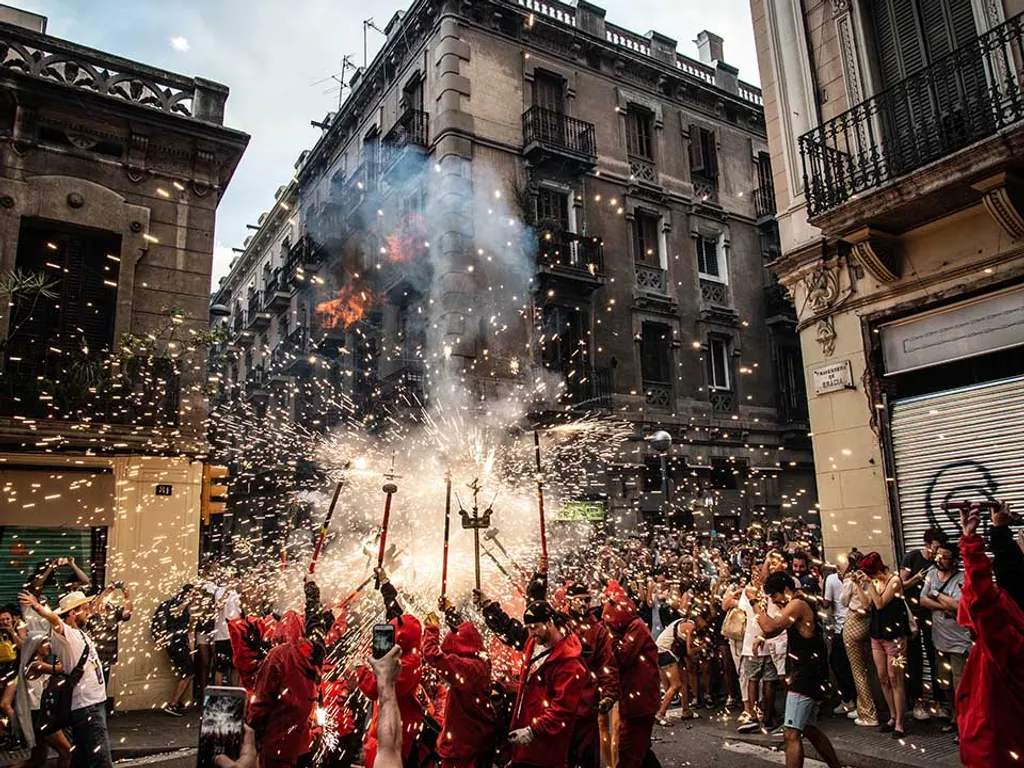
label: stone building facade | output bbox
[212,0,817,540]
[0,9,248,709]
[751,0,1024,563]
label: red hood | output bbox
[274,610,304,644]
[392,613,422,652]
[549,630,583,664]
[601,580,637,629]
[441,621,484,656]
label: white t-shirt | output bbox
[739,590,763,658]
[50,625,106,711]
[213,590,241,642]
[823,573,849,633]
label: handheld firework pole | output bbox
[336,548,405,609]
[482,544,526,597]
[534,430,548,558]
[375,452,401,589]
[459,478,493,591]
[441,470,452,600]
[308,466,349,575]
[483,527,529,580]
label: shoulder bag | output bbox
[38,631,91,735]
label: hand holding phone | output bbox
[372,623,395,660]
[198,686,247,768]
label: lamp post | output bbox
[646,430,672,524]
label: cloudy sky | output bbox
[16,0,761,288]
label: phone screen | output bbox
[372,623,395,659]
[197,686,246,768]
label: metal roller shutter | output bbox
[890,375,1024,555]
[0,527,102,607]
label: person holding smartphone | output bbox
[899,528,947,721]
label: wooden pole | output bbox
[308,482,344,575]
[534,430,548,558]
[441,471,452,599]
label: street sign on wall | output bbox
[557,501,606,522]
[812,360,854,395]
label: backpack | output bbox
[151,600,173,649]
[38,632,90,736]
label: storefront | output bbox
[880,285,1024,554]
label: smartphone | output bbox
[372,623,395,659]
[197,686,247,768]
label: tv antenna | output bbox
[363,18,386,67]
[311,54,356,111]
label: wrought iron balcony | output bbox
[800,12,1024,218]
[536,229,605,278]
[709,389,735,415]
[561,365,613,410]
[382,109,429,180]
[699,278,731,308]
[753,180,777,220]
[263,270,290,310]
[381,358,426,403]
[523,106,597,169]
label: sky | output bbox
[14,0,762,290]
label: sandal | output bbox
[879,721,896,733]
[656,717,675,727]
[679,711,700,720]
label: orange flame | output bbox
[316,281,375,329]
[384,213,428,264]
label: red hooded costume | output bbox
[357,614,424,768]
[246,635,320,768]
[955,533,1024,768]
[509,631,586,768]
[602,582,659,768]
[422,621,497,766]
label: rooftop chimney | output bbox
[696,31,724,64]
[0,4,46,33]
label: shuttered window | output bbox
[0,527,105,607]
[871,0,978,87]
[536,188,570,231]
[626,109,653,159]
[688,125,719,178]
[640,321,672,384]
[633,213,660,263]
[532,72,564,113]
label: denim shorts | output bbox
[783,692,820,733]
[657,651,678,669]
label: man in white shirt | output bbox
[822,567,857,716]
[211,581,241,686]
[20,589,111,768]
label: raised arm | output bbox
[18,592,62,634]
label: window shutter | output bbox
[689,124,704,173]
[704,129,719,177]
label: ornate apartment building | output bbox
[751,0,1024,562]
[211,0,818,540]
[0,9,248,708]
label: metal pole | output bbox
[661,454,668,520]
[534,430,548,558]
[309,482,344,575]
[441,471,452,599]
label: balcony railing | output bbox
[382,109,429,173]
[381,359,426,403]
[643,380,672,409]
[691,173,717,202]
[536,230,604,276]
[710,389,735,415]
[523,106,597,160]
[753,181,777,219]
[635,263,667,294]
[800,12,1024,217]
[699,278,730,308]
[562,365,613,410]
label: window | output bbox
[278,315,289,342]
[626,108,653,159]
[688,125,719,178]
[633,212,660,264]
[640,321,672,384]
[696,235,725,281]
[6,219,122,374]
[542,306,585,371]
[403,76,424,113]
[707,337,731,390]
[536,188,570,231]
[870,0,977,88]
[711,458,740,490]
[532,72,564,113]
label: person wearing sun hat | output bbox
[19,588,111,768]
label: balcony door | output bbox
[870,0,987,174]
[532,72,565,146]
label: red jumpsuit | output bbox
[422,621,497,768]
[602,582,660,768]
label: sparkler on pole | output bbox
[441,470,452,600]
[483,527,528,580]
[375,453,400,589]
[309,478,346,575]
[534,430,548,558]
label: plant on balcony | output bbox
[0,268,60,350]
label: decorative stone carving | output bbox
[972,173,1024,240]
[844,227,901,283]
[65,130,97,150]
[66,192,84,208]
[0,195,14,208]
[129,221,143,233]
[816,316,837,358]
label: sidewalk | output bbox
[1,709,198,766]
[661,705,961,768]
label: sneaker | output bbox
[163,704,184,717]
[846,708,859,719]
[833,701,855,715]
[725,695,738,710]
[854,717,879,727]
[770,725,785,736]
[912,704,932,721]
[737,719,760,734]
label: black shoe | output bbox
[163,704,184,717]
[892,729,906,739]
[879,722,895,733]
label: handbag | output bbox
[721,606,747,641]
[38,632,91,736]
[903,599,920,637]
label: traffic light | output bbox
[202,464,230,525]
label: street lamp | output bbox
[646,430,672,523]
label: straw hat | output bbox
[56,591,92,615]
